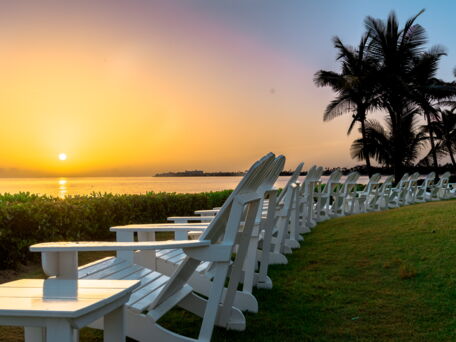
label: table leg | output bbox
[104,306,124,342]
[46,319,73,342]
[24,327,45,342]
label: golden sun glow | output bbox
[58,153,67,161]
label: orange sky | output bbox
[0,1,454,176]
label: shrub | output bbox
[0,190,232,269]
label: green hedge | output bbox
[0,190,232,269]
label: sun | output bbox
[58,153,67,161]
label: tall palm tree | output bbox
[314,34,379,176]
[351,107,426,168]
[364,10,428,181]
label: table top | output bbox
[0,279,140,318]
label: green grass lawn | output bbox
[2,200,456,341]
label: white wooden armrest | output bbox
[167,216,214,223]
[194,209,219,216]
[111,224,209,241]
[30,240,214,279]
[30,240,210,252]
[110,224,208,233]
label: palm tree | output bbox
[364,10,428,181]
[314,34,379,176]
[351,107,426,168]
[429,108,456,170]
[409,48,456,175]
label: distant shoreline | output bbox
[154,170,245,177]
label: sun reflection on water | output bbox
[58,178,67,199]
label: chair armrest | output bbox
[111,224,209,241]
[30,240,212,279]
[110,224,208,233]
[30,240,210,252]
[168,216,214,223]
[194,209,219,216]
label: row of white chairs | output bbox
[27,157,454,341]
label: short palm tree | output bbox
[429,108,456,170]
[314,34,379,176]
[351,107,426,169]
[409,48,456,174]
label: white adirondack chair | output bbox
[277,162,304,204]
[427,171,451,200]
[387,173,410,208]
[278,163,306,250]
[414,172,435,203]
[313,170,342,222]
[271,182,300,254]
[109,156,285,313]
[296,166,323,230]
[289,164,318,240]
[404,172,420,204]
[373,175,394,210]
[329,172,360,217]
[356,173,382,213]
[30,153,276,342]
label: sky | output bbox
[0,0,455,176]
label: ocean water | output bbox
[0,175,373,198]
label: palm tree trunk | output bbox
[425,112,439,175]
[390,107,403,184]
[359,113,372,177]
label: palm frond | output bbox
[323,96,355,121]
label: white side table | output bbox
[0,278,140,342]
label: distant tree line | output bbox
[155,170,245,177]
[314,10,456,182]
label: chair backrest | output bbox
[315,166,324,179]
[342,172,360,196]
[436,171,451,198]
[363,174,384,209]
[202,153,277,243]
[260,156,287,193]
[396,173,410,189]
[405,172,420,201]
[379,175,394,195]
[332,172,359,213]
[363,173,381,193]
[422,172,435,188]
[332,172,357,197]
[415,172,435,200]
[408,172,419,184]
[149,153,275,321]
[298,165,316,197]
[437,171,451,187]
[320,170,342,196]
[406,172,420,191]
[277,162,304,203]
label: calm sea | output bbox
[0,176,373,198]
